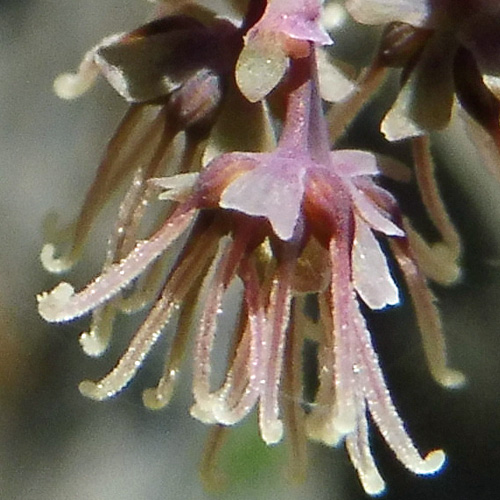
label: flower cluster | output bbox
[38,0,478,495]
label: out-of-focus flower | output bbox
[346,0,500,143]
[44,12,240,273]
[39,21,464,492]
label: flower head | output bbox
[39,30,464,494]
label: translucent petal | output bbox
[350,187,404,237]
[152,173,199,201]
[317,49,356,103]
[202,86,276,165]
[381,79,426,141]
[383,36,456,140]
[331,150,379,178]
[220,159,306,241]
[352,216,400,310]
[483,74,500,100]
[235,38,288,102]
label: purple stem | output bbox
[278,50,331,164]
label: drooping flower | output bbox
[345,0,500,144]
[39,30,464,494]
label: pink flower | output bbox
[38,49,463,495]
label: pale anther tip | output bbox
[37,282,75,322]
[53,72,95,100]
[440,369,467,390]
[361,471,386,496]
[190,402,217,424]
[261,420,284,445]
[422,449,446,474]
[40,243,74,274]
[142,388,168,410]
[79,332,107,357]
[79,380,107,401]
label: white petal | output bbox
[381,80,426,141]
[151,173,199,201]
[331,150,380,177]
[482,74,500,100]
[350,187,404,236]
[353,216,400,309]
[317,48,357,103]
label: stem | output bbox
[278,50,331,163]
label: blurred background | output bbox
[2,1,500,499]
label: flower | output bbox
[39,35,464,494]
[44,11,242,273]
[346,0,500,143]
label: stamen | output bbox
[412,136,462,279]
[79,304,116,357]
[199,425,229,492]
[53,33,124,99]
[306,292,340,445]
[104,111,179,267]
[390,238,466,389]
[211,256,266,425]
[118,256,167,313]
[142,283,200,410]
[258,256,295,445]
[191,237,244,422]
[351,301,446,474]
[79,292,178,401]
[53,52,99,100]
[330,234,358,438]
[140,224,222,408]
[80,227,211,401]
[404,218,460,285]
[38,208,196,322]
[41,105,164,274]
[282,301,308,484]
[211,320,253,424]
[345,398,385,496]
